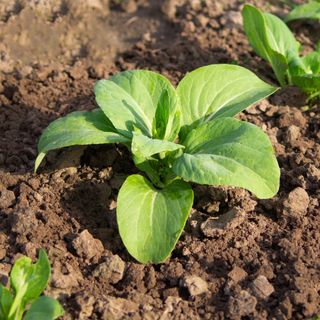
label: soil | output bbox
[0,0,319,319]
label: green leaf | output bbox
[95,70,179,138]
[173,117,280,199]
[117,175,193,263]
[131,132,184,160]
[263,12,300,58]
[291,74,320,98]
[242,4,300,85]
[0,284,13,319]
[24,296,64,320]
[176,64,277,135]
[152,89,181,141]
[301,52,320,74]
[131,132,184,187]
[285,1,320,22]
[9,249,51,317]
[35,109,128,172]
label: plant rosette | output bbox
[242,4,320,100]
[0,250,64,320]
[35,65,280,264]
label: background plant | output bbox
[285,0,320,22]
[242,4,320,100]
[35,65,280,263]
[0,249,64,320]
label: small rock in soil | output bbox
[201,208,245,237]
[161,0,183,19]
[75,293,95,320]
[93,254,125,284]
[220,11,242,28]
[97,297,139,319]
[285,125,301,146]
[71,229,104,261]
[180,275,208,296]
[250,275,274,299]
[228,290,257,317]
[0,188,15,209]
[279,297,293,319]
[282,187,309,217]
[0,249,6,260]
[52,263,82,289]
[278,110,307,128]
[120,0,137,13]
[11,209,39,235]
[228,266,247,284]
[197,14,209,28]
[161,296,183,318]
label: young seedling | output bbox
[242,4,320,100]
[35,65,280,263]
[0,249,64,320]
[285,0,320,22]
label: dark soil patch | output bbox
[0,0,319,319]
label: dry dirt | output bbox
[0,0,319,319]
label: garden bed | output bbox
[0,0,319,319]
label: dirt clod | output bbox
[283,187,310,217]
[0,188,15,209]
[228,266,247,284]
[250,275,275,299]
[285,125,301,146]
[75,293,95,320]
[228,290,257,318]
[93,254,125,284]
[98,297,139,319]
[201,208,245,237]
[71,229,104,261]
[181,275,208,296]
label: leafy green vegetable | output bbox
[0,249,63,320]
[35,110,129,172]
[242,4,320,99]
[24,297,64,320]
[285,1,320,22]
[176,64,276,133]
[117,175,193,263]
[173,117,279,199]
[0,285,13,319]
[36,65,280,263]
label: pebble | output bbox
[250,275,275,299]
[278,110,307,128]
[201,208,245,237]
[97,297,139,319]
[93,254,125,284]
[181,275,208,296]
[228,290,257,317]
[52,263,82,289]
[220,11,242,28]
[120,0,137,13]
[285,125,301,146]
[283,187,309,216]
[75,293,95,320]
[0,189,15,209]
[0,248,6,260]
[197,14,209,27]
[71,229,104,261]
[228,266,247,284]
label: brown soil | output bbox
[0,0,319,319]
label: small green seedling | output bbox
[0,250,64,320]
[35,65,280,263]
[285,0,320,22]
[242,4,320,99]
